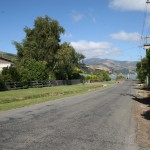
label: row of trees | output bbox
[1,16,85,82]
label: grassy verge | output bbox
[0,80,116,111]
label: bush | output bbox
[1,66,20,82]
[0,75,7,91]
[17,59,49,82]
[116,75,125,80]
[86,75,99,81]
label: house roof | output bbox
[0,57,12,63]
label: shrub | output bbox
[0,74,7,91]
[116,75,125,80]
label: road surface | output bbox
[0,81,139,150]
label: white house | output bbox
[0,57,12,71]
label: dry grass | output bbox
[134,85,150,149]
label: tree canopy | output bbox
[14,16,65,71]
[54,43,85,80]
[0,15,85,82]
[136,57,149,83]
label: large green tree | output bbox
[136,57,148,83]
[54,43,85,80]
[14,15,65,71]
[17,59,49,82]
[12,15,85,81]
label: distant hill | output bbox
[84,58,137,74]
[0,51,16,61]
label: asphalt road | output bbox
[0,81,139,150]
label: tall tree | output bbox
[13,15,85,81]
[54,43,85,80]
[14,15,65,71]
[136,57,148,83]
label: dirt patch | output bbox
[134,87,150,149]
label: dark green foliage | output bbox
[116,75,125,80]
[146,50,150,88]
[0,74,7,91]
[1,16,85,87]
[14,15,65,72]
[54,43,85,80]
[137,53,150,88]
[136,57,148,83]
[1,66,20,82]
[97,71,111,81]
[12,15,85,81]
[0,80,6,91]
[71,73,81,79]
[17,59,49,82]
[1,60,48,82]
[103,72,111,81]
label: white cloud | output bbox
[109,0,148,12]
[62,33,72,38]
[70,40,123,58]
[71,11,84,22]
[110,31,141,41]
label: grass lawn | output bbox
[0,80,116,111]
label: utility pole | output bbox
[143,36,150,88]
[140,55,143,68]
[144,0,150,88]
[146,0,150,3]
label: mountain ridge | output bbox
[84,58,137,74]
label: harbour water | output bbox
[110,74,137,79]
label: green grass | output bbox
[0,81,116,111]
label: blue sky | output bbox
[0,0,150,61]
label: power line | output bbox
[146,6,150,36]
[144,0,150,41]
[146,0,150,3]
[141,0,148,38]
[139,0,148,59]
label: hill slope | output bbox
[84,58,137,74]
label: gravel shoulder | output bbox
[134,84,150,150]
